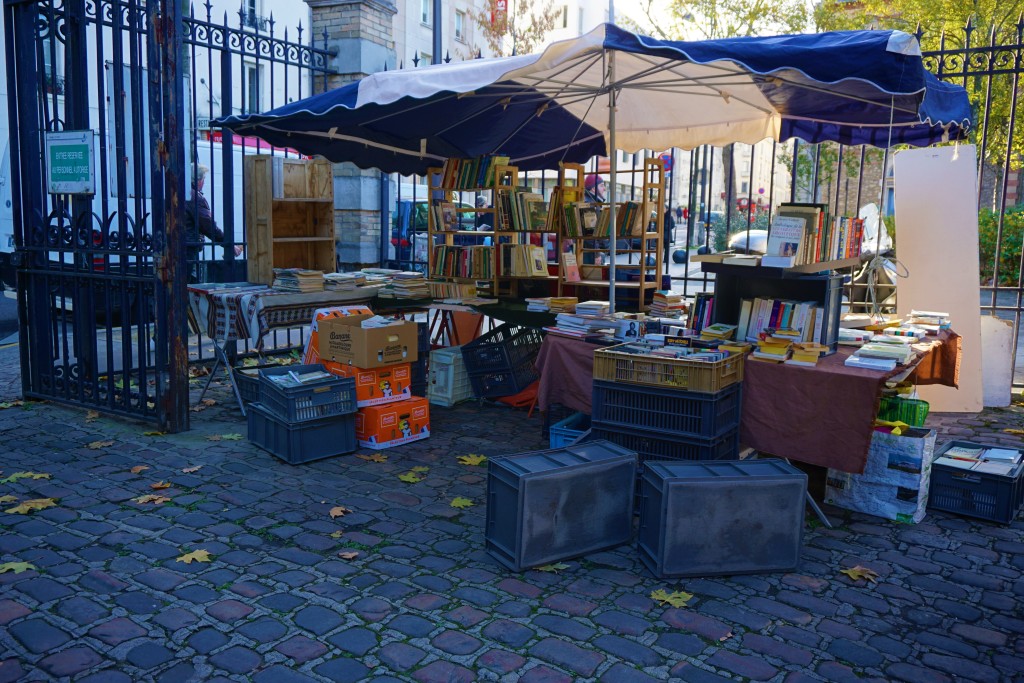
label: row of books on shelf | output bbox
[689,292,715,333]
[500,244,549,277]
[431,245,493,280]
[736,297,825,345]
[438,155,510,190]
[762,203,865,268]
[562,199,644,239]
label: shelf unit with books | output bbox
[556,159,665,312]
[427,157,559,298]
[700,261,843,354]
[244,156,335,285]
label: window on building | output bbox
[420,51,433,66]
[42,40,64,95]
[561,5,568,28]
[740,181,749,194]
[245,64,262,114]
[421,0,432,25]
[455,10,465,41]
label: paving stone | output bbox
[447,605,489,627]
[125,642,174,669]
[921,654,1000,683]
[157,663,197,683]
[950,623,1008,647]
[531,637,604,678]
[412,660,476,683]
[16,576,74,603]
[669,662,734,683]
[742,633,814,666]
[0,600,31,626]
[275,635,329,664]
[0,659,26,683]
[433,629,483,655]
[599,664,663,683]
[253,665,321,683]
[746,597,813,625]
[38,646,102,677]
[135,569,186,592]
[478,649,527,675]
[294,605,343,635]
[655,632,705,657]
[388,614,436,638]
[9,618,71,654]
[661,609,732,640]
[520,665,574,683]
[314,658,372,683]
[378,642,427,671]
[707,650,779,681]
[188,627,230,654]
[593,634,662,667]
[76,671,133,683]
[89,617,148,646]
[827,638,885,668]
[259,592,306,612]
[351,596,393,622]
[207,599,255,623]
[405,593,447,611]
[237,617,289,643]
[326,626,378,656]
[209,645,262,674]
[700,600,773,631]
[534,614,596,641]
[151,608,199,632]
[885,663,953,683]
[452,587,499,608]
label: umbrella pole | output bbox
[608,51,617,315]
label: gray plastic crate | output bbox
[638,459,806,578]
[929,440,1024,524]
[247,403,357,464]
[258,364,357,423]
[486,441,637,571]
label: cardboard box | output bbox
[302,306,376,365]
[355,396,430,449]
[318,315,419,369]
[329,363,412,407]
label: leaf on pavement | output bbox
[206,434,222,442]
[651,589,694,608]
[85,410,100,422]
[450,497,474,509]
[719,631,734,642]
[457,454,488,466]
[337,551,359,560]
[397,472,423,483]
[132,494,171,505]
[143,431,167,437]
[176,549,212,564]
[182,466,202,474]
[1002,428,1024,435]
[410,466,429,473]
[0,400,24,409]
[535,562,571,573]
[87,440,115,449]
[0,561,36,574]
[0,495,16,504]
[189,404,208,413]
[221,433,243,441]
[188,366,211,377]
[356,453,388,463]
[149,481,172,490]
[130,465,150,474]
[330,530,344,539]
[5,498,57,515]
[329,506,351,519]
[0,472,51,484]
[840,565,880,583]
[201,399,217,407]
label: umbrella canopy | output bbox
[217,24,972,175]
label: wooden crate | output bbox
[245,156,335,284]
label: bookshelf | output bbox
[244,157,335,285]
[427,158,559,298]
[700,261,844,354]
[556,159,665,312]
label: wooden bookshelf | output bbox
[244,156,335,285]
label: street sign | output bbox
[45,130,95,195]
[660,153,673,172]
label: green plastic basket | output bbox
[878,396,930,427]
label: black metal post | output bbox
[432,0,441,64]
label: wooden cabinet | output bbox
[244,156,335,284]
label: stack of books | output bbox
[323,272,366,290]
[699,323,737,343]
[378,272,430,299]
[548,297,577,314]
[576,301,610,316]
[907,310,951,335]
[838,329,871,346]
[855,342,914,365]
[526,297,551,312]
[272,269,325,293]
[883,326,927,340]
[751,336,793,362]
[935,445,1022,476]
[650,290,687,318]
[427,281,477,299]
[544,312,616,339]
[785,342,829,367]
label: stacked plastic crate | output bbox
[460,323,544,399]
[589,344,746,496]
[247,365,359,464]
[427,345,474,408]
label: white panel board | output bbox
[893,145,982,413]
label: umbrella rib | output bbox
[253,125,448,162]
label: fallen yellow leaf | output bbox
[457,454,488,466]
[0,495,17,504]
[840,565,880,583]
[85,410,100,421]
[535,562,571,573]
[410,466,429,473]
[201,399,216,407]
[132,494,171,505]
[0,472,51,484]
[1003,428,1024,435]
[337,551,359,560]
[182,466,202,474]
[450,497,474,509]
[143,431,167,436]
[130,465,150,474]
[398,472,423,483]
[0,561,36,574]
[5,498,57,515]
[651,589,694,608]
[330,530,344,539]
[329,506,351,519]
[221,434,243,441]
[149,481,172,490]
[189,404,208,413]
[87,440,114,449]
[356,453,388,463]
[176,549,212,564]
[206,435,222,442]
[0,400,24,409]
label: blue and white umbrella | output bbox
[217,23,971,309]
[218,24,971,175]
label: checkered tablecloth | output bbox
[187,283,378,349]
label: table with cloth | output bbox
[534,329,960,474]
[187,283,378,412]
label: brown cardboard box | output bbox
[318,315,419,369]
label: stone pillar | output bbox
[306,0,397,269]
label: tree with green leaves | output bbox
[468,0,561,57]
[625,0,809,40]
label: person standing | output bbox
[185,165,242,276]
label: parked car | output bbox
[727,229,768,254]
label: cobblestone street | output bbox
[0,344,1022,682]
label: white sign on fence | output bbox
[45,130,96,195]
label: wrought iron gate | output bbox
[4,0,334,429]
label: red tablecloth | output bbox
[741,331,960,473]
[535,334,601,414]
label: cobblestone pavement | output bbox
[0,345,1022,682]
